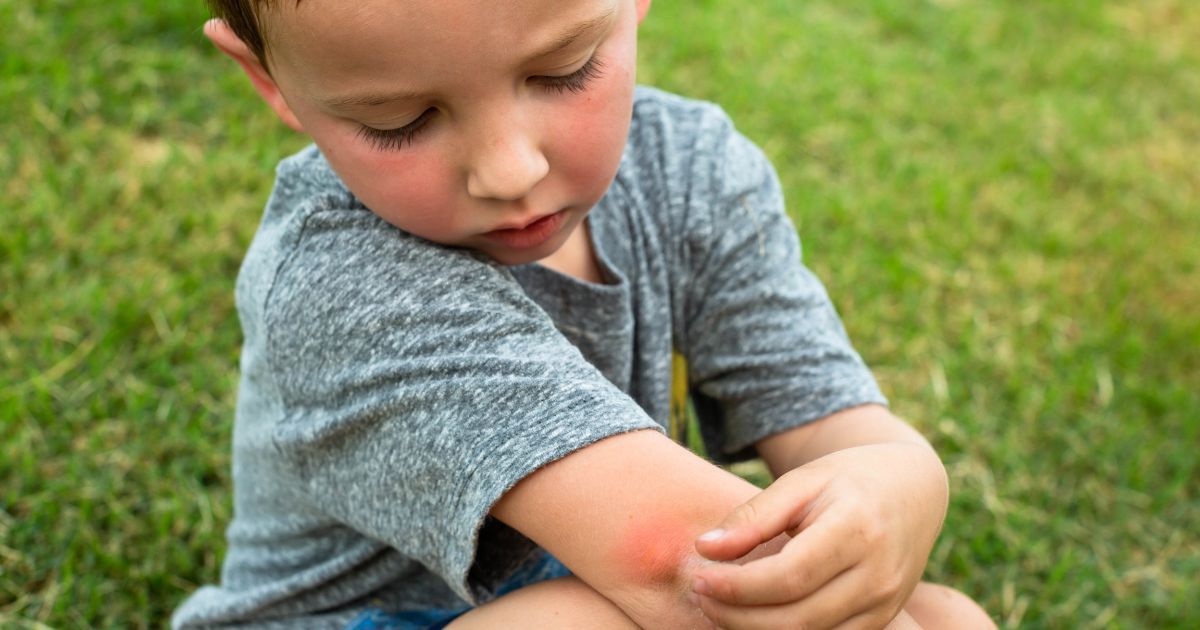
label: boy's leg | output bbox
[901,581,996,630]
[820,583,991,630]
[449,578,991,630]
[447,576,640,629]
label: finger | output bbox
[699,566,883,630]
[694,471,824,562]
[693,515,863,606]
[695,596,800,630]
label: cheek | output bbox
[552,68,635,188]
[325,140,461,233]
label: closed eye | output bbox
[355,55,605,152]
[535,55,605,94]
[357,108,437,152]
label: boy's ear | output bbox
[204,19,304,133]
[636,0,652,23]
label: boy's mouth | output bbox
[483,209,568,250]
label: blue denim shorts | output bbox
[345,554,572,630]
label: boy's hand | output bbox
[689,442,947,629]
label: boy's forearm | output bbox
[756,404,941,477]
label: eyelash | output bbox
[356,109,436,152]
[538,55,606,94]
[357,56,606,152]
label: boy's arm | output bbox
[490,428,786,629]
[754,403,938,476]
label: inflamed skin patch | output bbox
[613,515,698,586]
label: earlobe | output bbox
[635,0,652,24]
[203,19,304,133]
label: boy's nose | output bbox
[466,127,550,202]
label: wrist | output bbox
[900,440,949,510]
[867,440,948,506]
[876,441,949,540]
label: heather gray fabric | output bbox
[172,87,886,629]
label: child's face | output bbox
[219,0,650,266]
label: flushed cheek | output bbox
[333,147,464,239]
[553,81,634,193]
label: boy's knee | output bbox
[449,576,640,629]
[904,581,996,630]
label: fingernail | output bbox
[686,590,700,605]
[692,576,710,595]
[698,528,725,542]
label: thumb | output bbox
[694,471,819,561]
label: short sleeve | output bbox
[677,112,887,463]
[262,211,660,604]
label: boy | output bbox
[175,0,994,627]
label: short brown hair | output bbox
[206,0,291,68]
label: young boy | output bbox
[175,0,994,627]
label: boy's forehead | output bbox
[266,0,622,86]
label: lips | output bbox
[482,209,567,250]
[490,213,559,233]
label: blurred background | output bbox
[1,0,1196,627]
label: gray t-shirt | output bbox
[172,87,886,628]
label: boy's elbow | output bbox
[608,570,709,629]
[604,515,712,627]
[489,429,759,626]
[614,515,695,586]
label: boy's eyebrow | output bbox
[529,5,617,60]
[321,88,427,110]
[318,5,618,110]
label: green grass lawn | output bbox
[2,0,1197,627]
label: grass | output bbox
[2,0,1197,627]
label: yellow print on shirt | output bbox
[669,351,690,447]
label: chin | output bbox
[489,237,570,267]
[485,248,555,267]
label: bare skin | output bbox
[450,576,640,629]
[449,573,992,629]
[475,404,995,629]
